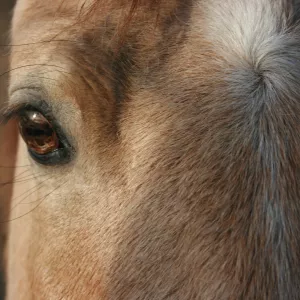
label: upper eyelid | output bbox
[0,101,53,125]
[1,87,51,125]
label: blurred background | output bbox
[0,1,16,299]
[0,1,15,109]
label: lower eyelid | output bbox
[28,147,73,166]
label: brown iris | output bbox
[18,111,59,155]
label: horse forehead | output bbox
[11,0,293,92]
[12,0,152,26]
[13,0,91,16]
[10,0,197,68]
[12,0,103,33]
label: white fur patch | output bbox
[200,0,292,68]
[193,0,300,108]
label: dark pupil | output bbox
[19,112,59,154]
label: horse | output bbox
[2,0,300,299]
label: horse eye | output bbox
[18,110,72,165]
[19,111,58,154]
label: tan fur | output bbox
[5,0,300,299]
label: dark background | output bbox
[0,1,16,299]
